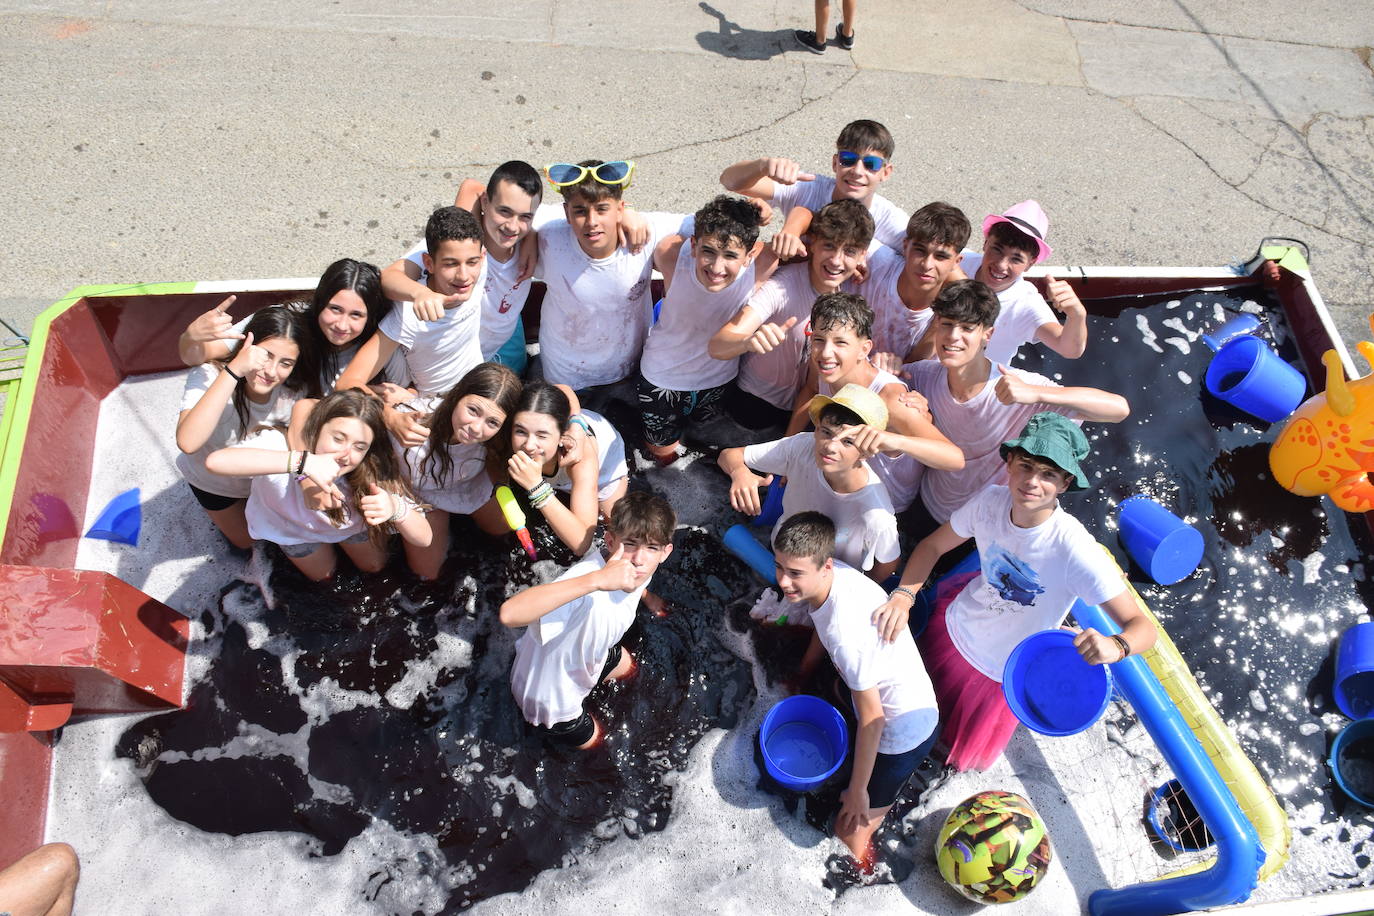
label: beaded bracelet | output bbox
[891,586,918,604]
[388,494,408,523]
[528,481,554,509]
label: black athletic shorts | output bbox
[187,482,243,512]
[531,644,625,747]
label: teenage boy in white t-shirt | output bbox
[719,384,899,581]
[772,511,940,861]
[859,202,971,372]
[637,195,777,465]
[909,279,1129,526]
[785,292,964,512]
[384,161,544,374]
[720,119,907,254]
[709,199,872,431]
[501,490,676,750]
[533,159,687,396]
[961,200,1089,365]
[336,206,486,443]
[870,413,1156,772]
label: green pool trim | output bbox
[0,281,197,550]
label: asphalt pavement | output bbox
[2,0,1371,349]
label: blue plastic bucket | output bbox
[759,695,848,791]
[1330,718,1374,807]
[751,479,786,528]
[1334,622,1374,719]
[1117,495,1205,586]
[1002,630,1114,736]
[1203,335,1306,423]
[723,524,777,584]
[1201,313,1261,353]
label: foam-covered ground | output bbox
[52,296,1374,914]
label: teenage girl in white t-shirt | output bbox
[398,362,523,579]
[476,382,628,557]
[205,389,431,581]
[177,258,399,395]
[176,306,315,549]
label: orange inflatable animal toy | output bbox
[1268,316,1374,512]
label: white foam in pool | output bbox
[44,370,1372,913]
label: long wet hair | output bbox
[418,363,523,488]
[224,305,317,437]
[310,259,387,384]
[494,380,572,468]
[301,389,415,548]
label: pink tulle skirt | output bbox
[917,572,1022,772]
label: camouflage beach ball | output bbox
[935,790,1053,904]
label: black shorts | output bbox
[531,644,625,748]
[722,380,792,431]
[188,482,243,512]
[867,725,941,807]
[636,374,728,446]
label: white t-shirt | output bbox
[946,485,1124,680]
[176,365,299,498]
[861,245,933,362]
[549,409,628,500]
[405,241,531,360]
[237,428,416,546]
[909,360,1078,524]
[377,289,485,397]
[534,212,687,390]
[962,252,1057,366]
[738,264,857,410]
[770,175,908,252]
[810,564,939,754]
[742,433,898,572]
[509,550,649,727]
[640,239,755,392]
[819,368,923,513]
[398,398,492,515]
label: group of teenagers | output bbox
[172,118,1158,864]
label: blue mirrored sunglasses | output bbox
[837,150,886,172]
[545,160,636,188]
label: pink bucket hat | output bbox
[982,200,1053,264]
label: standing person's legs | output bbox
[0,842,80,916]
[838,0,856,42]
[813,0,830,42]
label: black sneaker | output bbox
[793,29,825,54]
[834,24,855,49]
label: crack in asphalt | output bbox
[1122,96,1373,248]
[1013,0,1361,52]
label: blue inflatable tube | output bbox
[723,524,777,584]
[1072,599,1265,915]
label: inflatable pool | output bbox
[1,250,1371,913]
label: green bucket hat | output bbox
[999,412,1091,490]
